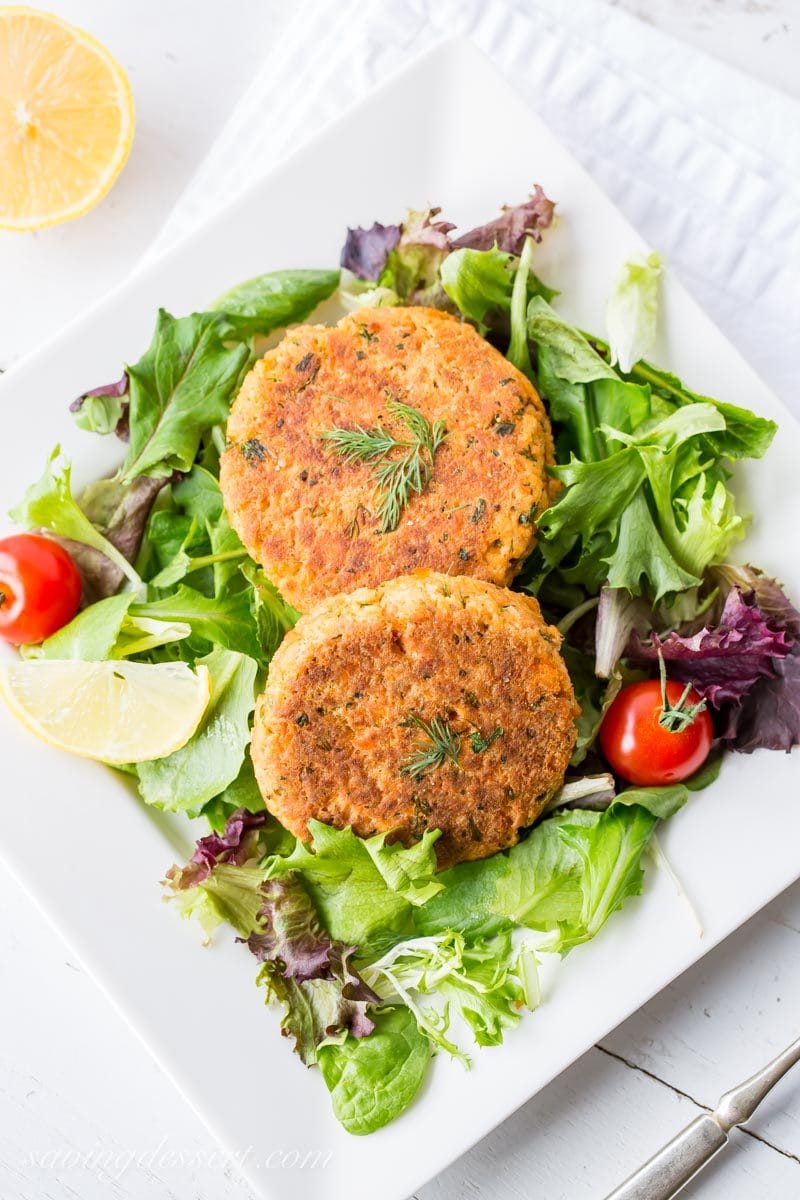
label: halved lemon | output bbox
[0,660,210,763]
[0,7,135,231]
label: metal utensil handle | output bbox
[604,1114,727,1200]
[715,1036,800,1130]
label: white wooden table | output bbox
[1,3,799,1198]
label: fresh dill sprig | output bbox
[401,712,462,779]
[321,401,447,533]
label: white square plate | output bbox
[1,39,798,1200]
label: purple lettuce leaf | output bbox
[712,563,800,638]
[166,808,269,891]
[70,373,130,440]
[340,222,401,281]
[380,208,457,306]
[245,874,333,981]
[246,872,378,1063]
[629,586,792,706]
[452,186,556,254]
[712,566,800,753]
[62,474,170,601]
[720,648,800,753]
[628,565,800,754]
[265,946,378,1063]
[165,839,379,1063]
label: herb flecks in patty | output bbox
[321,401,447,533]
[470,726,503,753]
[240,438,267,464]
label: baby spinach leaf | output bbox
[215,268,340,340]
[121,310,250,483]
[528,296,617,384]
[130,584,261,661]
[137,647,257,813]
[317,1005,431,1135]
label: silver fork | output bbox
[604,1037,800,1200]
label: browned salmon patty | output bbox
[251,571,578,869]
[221,306,556,612]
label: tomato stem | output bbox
[657,653,707,733]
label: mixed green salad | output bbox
[2,187,798,1135]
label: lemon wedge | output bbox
[0,660,211,764]
[0,7,135,231]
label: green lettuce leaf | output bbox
[10,448,141,588]
[416,790,686,947]
[250,874,379,1066]
[544,786,687,955]
[416,818,582,941]
[24,593,134,660]
[539,404,745,601]
[604,488,702,598]
[266,822,443,955]
[638,445,744,580]
[171,465,225,523]
[215,268,340,340]
[606,252,662,374]
[121,310,250,483]
[439,246,515,329]
[506,236,535,378]
[439,244,556,337]
[112,614,192,657]
[615,356,777,461]
[317,1005,431,1135]
[199,753,265,828]
[137,647,257,813]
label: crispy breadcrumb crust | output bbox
[251,571,578,868]
[221,306,556,612]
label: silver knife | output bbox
[604,1036,800,1200]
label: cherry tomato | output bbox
[599,677,713,786]
[0,534,82,646]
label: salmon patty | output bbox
[251,571,578,869]
[221,306,556,612]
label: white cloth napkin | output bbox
[148,0,800,413]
